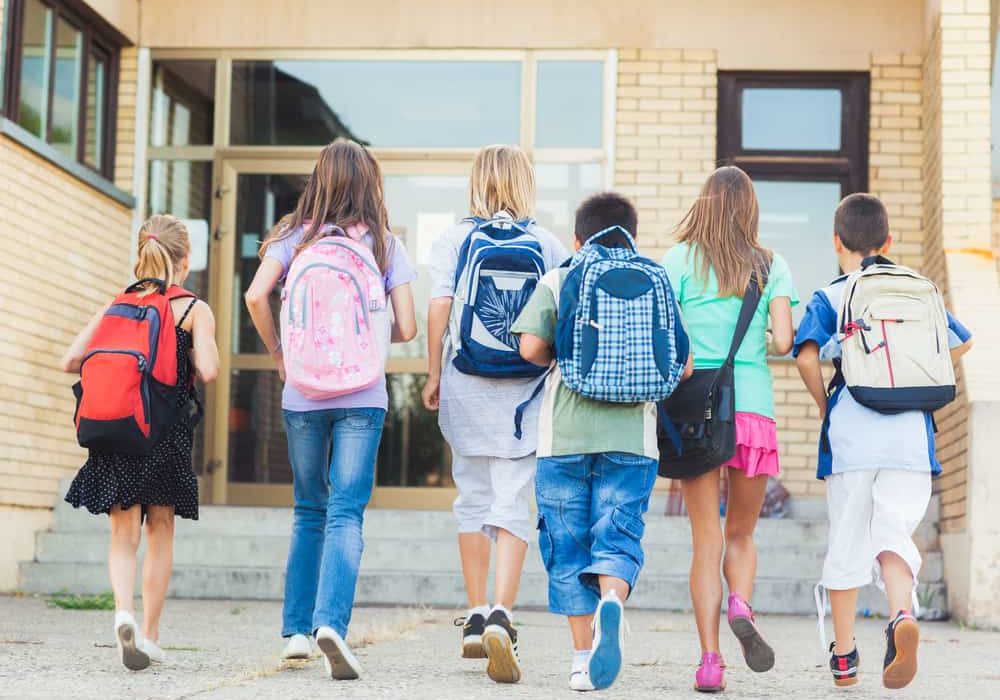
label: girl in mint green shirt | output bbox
[660,166,797,693]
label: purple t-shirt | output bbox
[265,226,417,412]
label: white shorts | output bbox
[452,451,536,543]
[822,469,931,591]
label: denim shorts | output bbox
[535,451,658,616]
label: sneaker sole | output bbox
[729,616,775,673]
[589,602,622,690]
[482,625,521,683]
[116,623,150,672]
[316,634,361,680]
[883,619,919,690]
[462,634,487,659]
[694,685,725,693]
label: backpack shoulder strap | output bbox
[176,298,198,327]
[723,262,772,367]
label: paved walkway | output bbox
[1,594,998,699]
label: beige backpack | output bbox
[836,256,955,413]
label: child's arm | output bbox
[767,296,794,356]
[61,305,109,373]
[682,352,694,381]
[190,301,220,383]
[422,298,452,410]
[389,283,417,343]
[951,338,973,362]
[795,341,827,419]
[519,333,553,367]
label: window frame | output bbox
[717,71,869,194]
[2,0,121,179]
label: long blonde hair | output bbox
[674,166,771,297]
[134,215,190,295]
[469,145,535,220]
[260,139,392,272]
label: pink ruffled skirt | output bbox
[721,412,780,477]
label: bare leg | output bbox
[493,529,527,610]
[568,615,594,650]
[879,551,915,616]
[830,588,858,655]
[681,469,724,654]
[598,575,630,600]
[458,532,491,608]
[141,505,175,642]
[722,469,768,600]
[108,505,142,613]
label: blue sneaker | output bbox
[588,590,625,690]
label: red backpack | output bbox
[73,279,197,455]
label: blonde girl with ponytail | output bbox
[61,215,219,672]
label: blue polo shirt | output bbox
[792,276,972,480]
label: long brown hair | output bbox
[674,165,771,297]
[469,145,536,220]
[134,215,190,295]
[260,139,392,271]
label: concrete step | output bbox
[33,530,944,582]
[17,562,946,616]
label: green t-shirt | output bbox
[510,268,658,459]
[661,242,799,419]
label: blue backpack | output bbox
[555,226,687,402]
[451,216,548,378]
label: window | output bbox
[718,72,869,313]
[2,0,120,178]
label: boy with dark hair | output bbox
[794,193,972,690]
[512,192,691,692]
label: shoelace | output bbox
[453,617,467,627]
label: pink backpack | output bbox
[280,226,389,399]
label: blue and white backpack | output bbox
[451,215,548,378]
[555,226,686,403]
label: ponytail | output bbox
[134,215,191,295]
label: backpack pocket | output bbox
[76,349,150,453]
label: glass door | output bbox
[208,153,470,508]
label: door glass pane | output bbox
[377,373,451,487]
[147,160,213,299]
[17,0,51,139]
[754,180,842,322]
[84,53,105,169]
[151,60,216,146]
[230,60,521,147]
[229,369,290,484]
[742,88,842,151]
[51,18,82,157]
[535,161,603,250]
[535,61,604,148]
[382,173,469,357]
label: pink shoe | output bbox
[727,593,775,672]
[695,652,725,693]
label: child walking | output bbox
[63,215,219,671]
[661,166,797,692]
[421,145,567,684]
[513,192,691,692]
[794,193,972,689]
[244,139,417,680]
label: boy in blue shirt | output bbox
[794,193,972,690]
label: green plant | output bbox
[47,592,115,610]
[916,584,936,610]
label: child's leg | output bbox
[597,575,629,600]
[453,452,493,609]
[872,470,932,616]
[879,552,914,613]
[141,505,176,642]
[568,615,594,650]
[493,530,527,610]
[487,454,536,610]
[722,468,767,600]
[108,504,142,613]
[680,468,724,654]
[457,533,491,608]
[830,588,858,654]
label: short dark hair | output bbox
[574,192,638,247]
[834,193,889,254]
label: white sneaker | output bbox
[588,590,625,690]
[569,669,596,691]
[140,638,167,664]
[114,611,150,671]
[281,633,313,660]
[315,626,362,680]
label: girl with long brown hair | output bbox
[245,139,417,680]
[661,166,797,692]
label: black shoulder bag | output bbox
[657,265,769,480]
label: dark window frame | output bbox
[2,0,121,180]
[717,71,870,195]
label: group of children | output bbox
[62,138,972,693]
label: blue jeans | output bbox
[535,452,658,616]
[281,407,386,638]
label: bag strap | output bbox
[125,278,168,295]
[583,225,637,253]
[722,261,771,368]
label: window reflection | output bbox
[84,52,105,168]
[535,61,604,148]
[742,88,842,151]
[151,61,216,147]
[17,0,51,139]
[51,18,81,158]
[378,374,451,487]
[535,161,603,249]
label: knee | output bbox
[144,510,175,538]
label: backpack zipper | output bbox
[287,262,371,330]
[105,303,162,372]
[466,245,544,304]
[880,320,896,388]
[81,349,151,425]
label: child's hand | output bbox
[422,374,441,411]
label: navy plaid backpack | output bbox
[555,226,687,403]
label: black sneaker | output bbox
[454,613,487,659]
[829,642,860,687]
[482,608,522,683]
[883,610,919,690]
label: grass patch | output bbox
[47,593,115,610]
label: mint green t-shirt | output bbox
[661,242,799,419]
